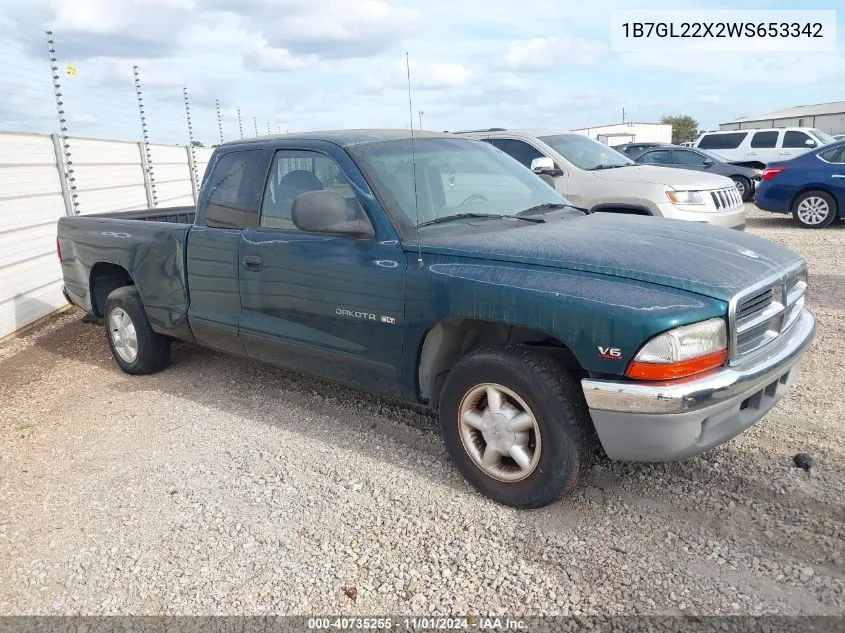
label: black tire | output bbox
[791,190,837,229]
[104,286,171,375]
[731,176,752,202]
[439,345,592,508]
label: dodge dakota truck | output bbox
[58,130,816,508]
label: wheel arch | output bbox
[790,185,840,215]
[89,262,136,317]
[417,317,586,408]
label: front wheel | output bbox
[791,190,837,228]
[439,345,593,508]
[104,286,171,374]
[731,176,752,202]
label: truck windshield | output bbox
[810,129,836,145]
[349,137,572,230]
[539,134,634,170]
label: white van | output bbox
[694,128,836,168]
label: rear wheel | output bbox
[439,345,592,508]
[104,286,171,374]
[791,190,837,228]
[731,176,751,202]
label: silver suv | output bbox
[461,129,746,230]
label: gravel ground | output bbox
[0,205,843,616]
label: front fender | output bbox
[401,254,726,401]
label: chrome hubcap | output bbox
[734,180,745,196]
[458,383,541,482]
[797,197,830,225]
[109,307,138,363]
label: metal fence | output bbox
[0,130,213,339]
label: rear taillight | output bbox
[762,167,786,181]
[56,237,62,263]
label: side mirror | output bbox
[805,139,817,147]
[537,173,556,188]
[703,159,716,166]
[530,156,559,176]
[291,190,374,238]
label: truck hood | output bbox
[409,213,803,302]
[592,164,734,190]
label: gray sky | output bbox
[1,0,842,145]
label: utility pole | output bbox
[418,110,424,131]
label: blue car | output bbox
[755,140,845,228]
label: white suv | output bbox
[461,129,745,230]
[694,128,836,168]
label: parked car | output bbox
[58,130,815,508]
[755,139,845,228]
[612,141,670,157]
[632,145,762,201]
[833,134,845,141]
[460,129,745,229]
[694,128,837,169]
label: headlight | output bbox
[666,190,705,205]
[626,318,728,380]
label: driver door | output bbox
[238,147,406,394]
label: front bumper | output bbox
[581,308,815,461]
[653,201,746,230]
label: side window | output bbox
[489,139,545,168]
[783,131,814,149]
[750,131,778,148]
[201,150,261,229]
[698,132,748,150]
[640,150,671,164]
[674,150,707,165]
[259,150,358,230]
[819,146,845,164]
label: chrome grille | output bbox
[730,268,807,361]
[710,187,741,210]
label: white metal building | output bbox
[719,101,845,135]
[0,131,212,340]
[570,122,673,145]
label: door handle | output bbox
[241,255,263,271]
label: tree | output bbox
[660,115,699,144]
[191,140,205,148]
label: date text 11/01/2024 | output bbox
[307,617,526,630]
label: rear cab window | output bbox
[198,150,262,229]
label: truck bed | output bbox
[95,206,196,224]
[58,206,195,334]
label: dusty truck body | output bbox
[57,130,816,508]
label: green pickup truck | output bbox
[57,130,816,508]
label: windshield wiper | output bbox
[589,164,629,170]
[516,203,571,216]
[418,213,544,227]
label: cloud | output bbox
[208,0,421,60]
[362,59,473,93]
[504,36,607,71]
[243,42,313,72]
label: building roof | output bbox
[570,121,668,131]
[722,101,845,125]
[221,129,455,148]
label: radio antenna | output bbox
[406,52,423,269]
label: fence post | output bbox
[50,134,74,217]
[139,143,155,209]
[186,146,198,204]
